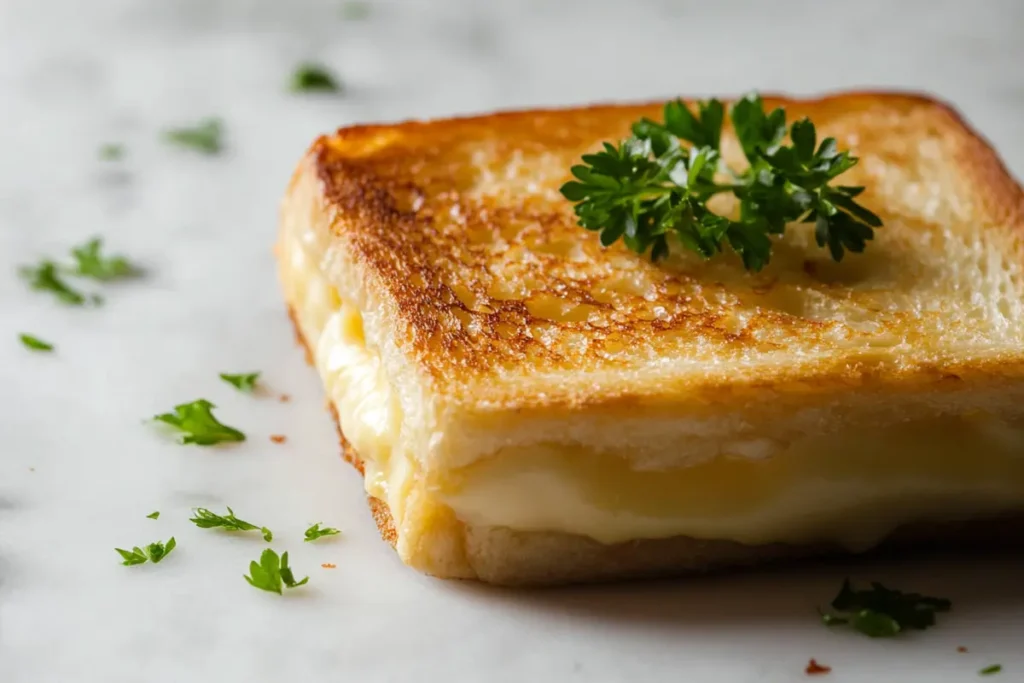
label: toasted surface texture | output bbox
[279,91,1024,585]
[308,91,1024,409]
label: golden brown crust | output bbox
[305,90,1024,413]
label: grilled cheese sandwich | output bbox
[278,91,1024,585]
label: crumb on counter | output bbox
[958,646,968,653]
[321,563,336,569]
[270,434,287,444]
[279,394,291,403]
[806,659,831,676]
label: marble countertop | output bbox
[1,1,1022,681]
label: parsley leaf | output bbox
[19,334,54,352]
[290,63,342,93]
[153,399,246,446]
[144,537,176,563]
[163,118,223,155]
[146,511,160,520]
[115,537,176,565]
[304,522,341,542]
[189,506,272,541]
[219,372,260,392]
[20,260,92,305]
[980,664,1003,676]
[243,549,308,594]
[99,143,124,160]
[820,579,951,638]
[69,237,137,281]
[115,547,148,566]
[561,93,881,271]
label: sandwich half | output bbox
[278,91,1024,586]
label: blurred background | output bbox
[3,0,1023,176]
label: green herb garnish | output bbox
[69,237,136,281]
[980,664,1003,676]
[20,260,91,305]
[19,334,54,352]
[560,93,881,271]
[820,579,951,638]
[340,1,370,19]
[304,522,341,542]
[290,63,341,93]
[99,143,124,160]
[153,399,246,446]
[219,372,260,392]
[115,537,176,565]
[146,511,160,520]
[163,118,223,154]
[189,506,272,541]
[243,548,308,594]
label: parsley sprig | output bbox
[20,261,90,305]
[115,537,176,565]
[69,237,136,281]
[244,549,308,594]
[153,399,246,446]
[304,522,341,542]
[820,579,951,638]
[190,506,272,541]
[20,237,137,304]
[560,93,881,271]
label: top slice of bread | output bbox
[288,91,1024,467]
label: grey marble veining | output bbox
[1,1,1022,682]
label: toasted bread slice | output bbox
[278,91,1024,585]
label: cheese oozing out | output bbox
[281,226,1024,551]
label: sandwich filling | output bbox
[281,222,1024,554]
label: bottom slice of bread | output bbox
[291,307,1023,586]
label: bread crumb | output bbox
[958,646,968,653]
[806,659,831,675]
[270,434,287,444]
[278,394,291,403]
[321,563,336,569]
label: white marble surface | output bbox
[1,1,1023,681]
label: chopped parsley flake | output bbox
[19,334,54,352]
[219,372,260,392]
[244,549,308,594]
[290,63,342,93]
[115,537,176,565]
[153,399,246,446]
[304,522,341,542]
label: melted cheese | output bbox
[444,420,1024,548]
[282,229,1024,550]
